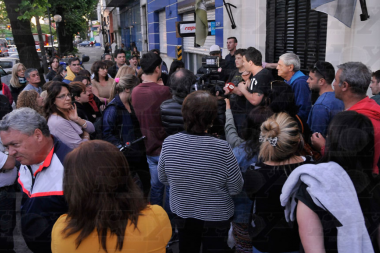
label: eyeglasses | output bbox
[71,64,80,66]
[56,93,72,100]
[17,68,26,72]
[313,61,325,79]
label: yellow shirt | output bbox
[51,205,172,253]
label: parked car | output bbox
[8,48,17,57]
[78,41,90,47]
[0,47,9,57]
[0,65,11,88]
[10,54,19,59]
[0,58,20,73]
[8,45,16,49]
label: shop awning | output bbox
[311,0,369,28]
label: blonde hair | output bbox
[10,63,26,88]
[110,75,139,103]
[259,112,303,162]
[16,90,44,115]
[109,66,137,101]
[40,90,47,100]
[115,65,135,79]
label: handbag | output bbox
[295,115,322,161]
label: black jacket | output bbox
[108,64,118,79]
[46,70,57,81]
[160,96,185,136]
[209,98,226,139]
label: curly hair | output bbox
[17,90,44,116]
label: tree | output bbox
[31,24,56,36]
[3,0,44,83]
[49,0,98,55]
[17,0,50,74]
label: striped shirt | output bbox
[158,132,243,221]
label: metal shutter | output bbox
[159,11,167,54]
[265,0,327,71]
[183,9,216,55]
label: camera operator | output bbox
[197,45,228,82]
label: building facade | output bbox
[142,0,224,72]
[99,0,379,81]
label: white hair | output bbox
[0,108,50,136]
[279,53,301,72]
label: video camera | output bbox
[192,56,226,96]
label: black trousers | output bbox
[0,185,16,253]
[176,217,233,253]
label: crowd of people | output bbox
[0,37,378,253]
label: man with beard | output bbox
[306,61,344,137]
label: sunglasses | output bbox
[313,61,325,79]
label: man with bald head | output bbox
[161,69,196,135]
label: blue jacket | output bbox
[19,138,71,253]
[307,91,344,137]
[285,71,311,122]
[232,143,257,223]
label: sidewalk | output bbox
[77,46,104,71]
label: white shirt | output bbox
[0,140,17,187]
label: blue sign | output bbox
[210,21,216,35]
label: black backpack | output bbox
[0,93,12,120]
[93,103,120,140]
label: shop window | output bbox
[265,0,328,70]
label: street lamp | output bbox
[53,14,62,23]
[54,15,62,56]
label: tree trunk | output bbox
[3,0,45,84]
[56,8,74,56]
[36,16,49,74]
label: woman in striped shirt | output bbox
[158,90,243,253]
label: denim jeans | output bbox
[146,155,172,217]
[0,185,16,253]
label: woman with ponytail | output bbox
[108,65,136,101]
[244,112,313,253]
[102,74,150,198]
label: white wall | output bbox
[140,0,148,54]
[325,0,380,71]
[222,0,267,59]
[111,8,120,46]
[325,0,380,95]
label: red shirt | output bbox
[349,96,380,174]
[131,82,171,156]
[1,83,13,105]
